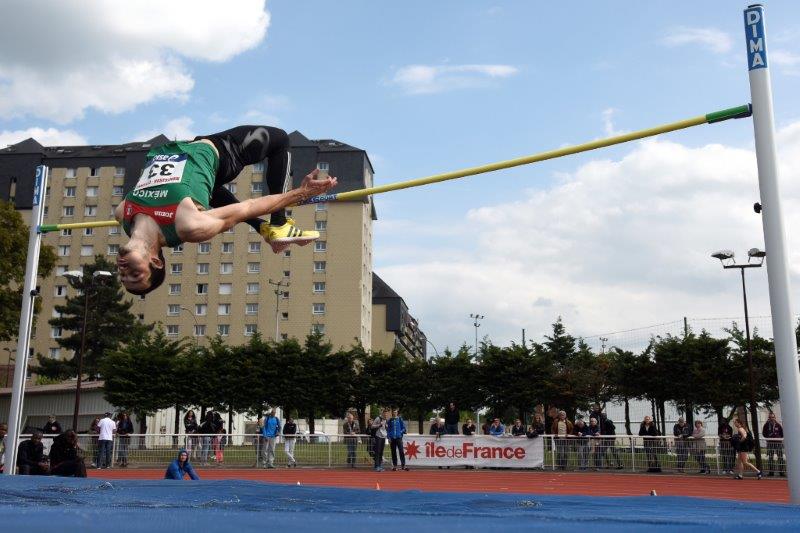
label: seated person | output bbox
[49,430,87,477]
[17,430,49,475]
[165,449,199,480]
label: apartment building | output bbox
[0,130,382,378]
[372,273,427,359]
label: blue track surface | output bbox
[1,476,799,532]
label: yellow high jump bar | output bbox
[38,104,751,232]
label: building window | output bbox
[219,283,232,295]
[314,241,327,252]
[249,242,261,253]
[84,206,97,217]
[195,304,207,316]
[283,270,290,278]
[169,283,181,295]
[223,183,237,194]
[198,242,211,254]
[245,324,258,336]
[281,312,289,321]
[218,324,230,336]
[246,282,260,294]
[283,249,291,257]
[167,304,180,316]
[80,245,93,256]
[315,220,327,231]
[58,245,70,256]
[251,181,264,193]
[317,162,329,171]
[197,263,209,275]
[222,242,233,254]
[54,285,67,297]
[193,324,206,337]
[56,265,68,275]
[314,261,326,273]
[107,244,119,255]
[167,325,180,336]
[281,291,289,299]
[49,347,61,358]
[112,185,124,196]
[313,282,326,293]
[63,206,74,217]
[218,304,231,316]
[64,186,76,197]
[84,227,94,236]
[172,244,184,254]
[51,327,62,338]
[86,186,99,197]
[315,202,327,211]
[66,168,76,178]
[252,162,264,173]
[196,283,208,295]
[109,226,120,235]
[115,167,125,177]
[224,227,235,234]
[313,303,326,315]
[245,303,259,315]
[90,167,99,177]
[220,262,233,274]
[61,229,72,236]
[247,262,260,273]
[312,324,325,334]
[171,263,183,275]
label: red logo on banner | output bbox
[403,440,526,461]
[404,441,421,459]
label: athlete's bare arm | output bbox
[114,202,125,223]
[176,169,337,243]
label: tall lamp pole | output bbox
[711,248,765,470]
[469,313,484,357]
[63,269,112,432]
[180,306,201,345]
[269,278,290,341]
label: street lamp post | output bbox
[269,278,290,341]
[63,269,112,432]
[469,313,484,357]
[425,338,440,359]
[180,306,200,345]
[711,248,766,470]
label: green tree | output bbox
[429,346,483,415]
[608,348,648,434]
[0,199,56,341]
[41,255,149,380]
[398,356,435,433]
[479,342,540,422]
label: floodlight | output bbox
[711,250,735,261]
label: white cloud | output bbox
[601,108,624,137]
[0,0,270,123]
[662,27,733,54]
[390,64,518,95]
[135,116,196,142]
[375,121,800,352]
[0,127,87,147]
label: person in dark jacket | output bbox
[282,417,298,467]
[429,418,446,437]
[462,419,477,436]
[116,412,134,467]
[342,413,360,468]
[199,412,215,466]
[762,412,785,477]
[601,417,623,469]
[50,430,87,477]
[164,449,199,480]
[719,420,735,475]
[386,408,409,471]
[530,414,546,435]
[17,430,49,475]
[639,416,661,473]
[673,418,692,472]
[184,410,199,459]
[444,402,460,435]
[42,415,63,436]
[510,419,526,437]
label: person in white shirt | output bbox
[97,412,117,469]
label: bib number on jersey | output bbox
[135,154,188,190]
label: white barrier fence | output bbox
[15,434,787,475]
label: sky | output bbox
[3,1,800,354]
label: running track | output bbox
[90,468,789,503]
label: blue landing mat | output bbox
[1,476,798,532]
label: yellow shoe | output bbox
[260,218,319,253]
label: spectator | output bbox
[164,449,200,480]
[211,412,224,463]
[588,417,603,470]
[639,415,661,473]
[589,404,608,430]
[0,422,6,473]
[49,430,87,477]
[370,408,389,472]
[673,417,692,472]
[551,410,573,470]
[282,416,298,468]
[255,416,265,466]
[444,402,460,435]
[199,412,215,466]
[184,410,199,459]
[386,408,409,471]
[342,413,360,468]
[216,426,226,464]
[573,418,590,470]
[690,420,710,474]
[718,419,735,475]
[89,416,101,468]
[261,408,280,469]
[462,419,477,436]
[510,419,526,437]
[429,418,446,437]
[530,414,546,435]
[601,416,623,469]
[762,412,785,477]
[42,414,63,436]
[97,412,116,469]
[17,430,49,475]
[116,411,133,467]
[732,418,761,480]
[480,420,491,435]
[526,422,541,439]
[488,418,505,436]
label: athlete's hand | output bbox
[299,169,338,199]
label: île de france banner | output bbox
[400,435,544,468]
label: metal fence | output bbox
[20,434,787,476]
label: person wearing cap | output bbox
[97,411,116,469]
[164,449,199,480]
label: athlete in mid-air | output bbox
[114,126,337,295]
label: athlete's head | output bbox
[117,241,165,295]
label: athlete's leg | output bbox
[209,186,264,232]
